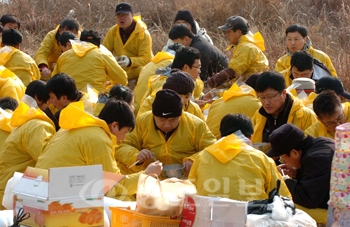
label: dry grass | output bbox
[2,0,350,88]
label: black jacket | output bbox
[285,136,334,209]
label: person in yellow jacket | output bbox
[275,24,337,76]
[0,66,25,102]
[103,2,153,80]
[251,71,317,143]
[306,90,349,139]
[116,89,216,176]
[189,113,291,201]
[34,18,80,80]
[138,69,204,120]
[0,29,40,86]
[206,81,261,139]
[36,99,162,200]
[0,95,56,210]
[52,30,127,92]
[0,97,18,150]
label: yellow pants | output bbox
[295,204,327,225]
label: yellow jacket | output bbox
[35,101,141,199]
[0,109,13,150]
[52,41,127,92]
[0,97,55,209]
[206,83,261,139]
[251,94,317,143]
[138,93,204,120]
[0,66,25,102]
[134,50,174,114]
[305,102,350,139]
[103,16,153,73]
[0,46,40,86]
[34,26,61,70]
[115,111,216,174]
[228,32,269,79]
[189,134,291,200]
[275,46,337,76]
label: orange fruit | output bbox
[49,201,62,211]
[86,213,95,225]
[78,212,89,224]
[89,208,99,215]
[61,203,73,212]
[34,211,45,226]
[94,211,103,224]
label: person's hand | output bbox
[207,68,236,88]
[193,99,210,108]
[41,67,51,81]
[145,161,163,176]
[183,160,193,174]
[278,164,297,179]
[117,55,130,68]
[137,149,155,163]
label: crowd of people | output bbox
[0,2,348,226]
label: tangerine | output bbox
[86,213,95,225]
[78,212,89,224]
[94,211,103,223]
[48,201,62,211]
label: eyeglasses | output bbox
[257,92,280,102]
[322,111,346,127]
[192,65,201,70]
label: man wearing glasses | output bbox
[251,71,316,143]
[267,123,334,226]
[306,90,349,139]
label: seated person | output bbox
[25,80,50,111]
[115,89,216,175]
[57,31,77,52]
[267,123,335,225]
[36,99,162,200]
[0,97,18,150]
[251,71,316,143]
[306,90,349,139]
[275,24,337,76]
[315,76,350,101]
[0,28,40,85]
[281,50,333,87]
[0,14,20,43]
[189,113,291,200]
[0,66,25,102]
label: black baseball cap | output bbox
[115,2,133,15]
[315,77,350,99]
[219,16,249,31]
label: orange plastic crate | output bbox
[109,206,180,227]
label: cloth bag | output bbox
[136,174,196,218]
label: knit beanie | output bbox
[163,69,194,95]
[152,89,183,118]
[174,10,196,33]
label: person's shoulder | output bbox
[309,47,330,58]
[182,111,205,125]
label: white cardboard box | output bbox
[180,194,247,227]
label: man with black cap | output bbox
[267,123,334,225]
[115,89,216,176]
[315,76,350,101]
[103,2,152,80]
[207,16,269,88]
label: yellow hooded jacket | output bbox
[0,46,40,86]
[0,66,25,102]
[251,94,317,143]
[228,32,269,79]
[189,134,291,200]
[35,101,141,199]
[103,16,153,79]
[0,98,55,209]
[115,111,216,174]
[134,50,174,115]
[0,109,13,151]
[275,46,337,76]
[137,93,204,120]
[305,102,350,139]
[206,83,261,139]
[52,41,127,92]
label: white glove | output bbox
[117,55,130,68]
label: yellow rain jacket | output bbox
[228,32,269,80]
[0,98,55,209]
[0,109,13,150]
[103,16,153,80]
[34,25,62,70]
[137,93,204,120]
[0,46,40,86]
[305,102,350,139]
[206,84,261,139]
[0,66,25,102]
[134,50,174,114]
[52,41,127,92]
[35,101,142,200]
[251,94,317,143]
[275,46,337,76]
[189,134,291,200]
[115,111,216,174]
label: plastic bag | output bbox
[136,174,196,218]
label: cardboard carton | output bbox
[180,195,247,227]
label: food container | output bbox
[252,142,271,153]
[162,164,184,179]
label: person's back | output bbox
[0,66,25,102]
[0,29,40,86]
[0,97,18,151]
[52,30,127,92]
